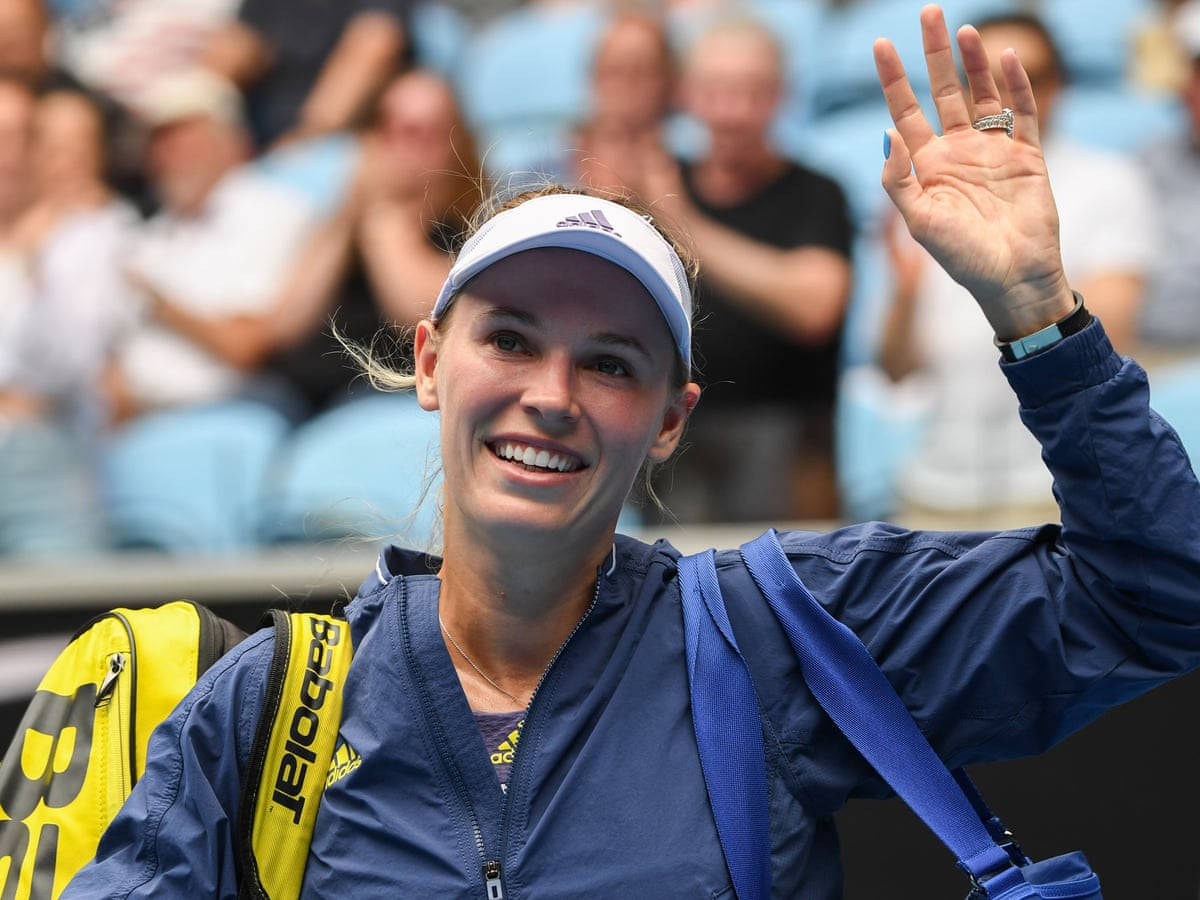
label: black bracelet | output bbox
[995,292,1092,362]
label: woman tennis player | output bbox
[66,6,1200,897]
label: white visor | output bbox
[433,194,693,367]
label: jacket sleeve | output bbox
[61,630,275,899]
[732,318,1200,807]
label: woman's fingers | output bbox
[957,25,1003,120]
[1001,49,1041,146]
[881,127,922,223]
[920,5,972,134]
[873,38,935,153]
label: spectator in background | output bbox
[17,87,138,420]
[0,80,126,554]
[109,68,321,421]
[138,69,483,419]
[262,68,481,415]
[640,17,853,522]
[878,12,1157,520]
[560,12,675,197]
[202,0,412,148]
[1138,0,1200,357]
[49,0,238,113]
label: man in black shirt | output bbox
[644,18,853,521]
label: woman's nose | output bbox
[521,355,580,426]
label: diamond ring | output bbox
[971,107,1014,138]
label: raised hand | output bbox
[874,4,1076,340]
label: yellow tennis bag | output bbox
[0,602,352,900]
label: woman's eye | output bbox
[596,357,629,377]
[493,333,523,353]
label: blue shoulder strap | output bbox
[735,529,1028,894]
[677,550,771,900]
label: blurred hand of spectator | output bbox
[0,77,32,229]
[203,2,410,149]
[0,0,48,85]
[877,213,927,383]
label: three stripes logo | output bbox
[555,209,622,238]
[325,738,362,788]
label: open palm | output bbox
[875,5,1075,339]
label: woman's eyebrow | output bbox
[593,333,653,363]
[477,306,540,328]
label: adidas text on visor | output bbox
[433,194,693,367]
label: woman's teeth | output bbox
[494,442,580,472]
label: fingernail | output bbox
[883,131,891,159]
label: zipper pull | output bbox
[482,860,504,899]
[95,652,127,707]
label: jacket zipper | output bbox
[480,575,603,899]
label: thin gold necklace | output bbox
[439,616,524,705]
[439,573,606,709]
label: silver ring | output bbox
[972,107,1014,138]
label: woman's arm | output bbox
[356,197,452,326]
[718,5,1200,810]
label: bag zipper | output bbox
[84,611,139,793]
[95,651,130,816]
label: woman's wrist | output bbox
[984,275,1076,343]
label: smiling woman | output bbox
[60,6,1200,899]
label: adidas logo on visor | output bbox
[555,209,622,238]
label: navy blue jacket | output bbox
[65,321,1200,898]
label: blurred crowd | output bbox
[0,0,1198,557]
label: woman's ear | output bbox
[413,320,440,411]
[647,382,700,463]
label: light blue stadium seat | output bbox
[1054,84,1184,154]
[806,0,1017,117]
[836,365,931,521]
[410,0,473,78]
[1042,0,1151,84]
[456,2,606,175]
[259,393,443,547]
[259,391,645,548]
[254,132,360,217]
[100,401,290,552]
[841,231,892,370]
[791,99,894,229]
[1149,360,1200,476]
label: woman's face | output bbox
[415,247,698,549]
[376,72,458,177]
[33,92,104,197]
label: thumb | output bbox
[881,128,922,225]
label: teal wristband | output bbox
[996,292,1091,362]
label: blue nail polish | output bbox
[883,131,892,159]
